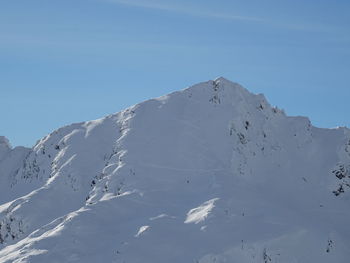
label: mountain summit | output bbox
[0,78,349,262]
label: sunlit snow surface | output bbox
[0,78,349,262]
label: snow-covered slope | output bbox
[0,78,349,262]
[0,136,31,204]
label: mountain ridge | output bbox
[0,77,349,262]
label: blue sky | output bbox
[1,0,350,147]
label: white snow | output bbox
[185,198,219,224]
[0,77,349,262]
[135,225,150,237]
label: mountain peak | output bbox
[214,76,240,86]
[182,77,256,100]
[212,76,252,96]
[0,78,349,263]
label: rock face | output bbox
[0,78,349,262]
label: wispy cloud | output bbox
[106,0,262,22]
[105,0,345,33]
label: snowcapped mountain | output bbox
[0,77,349,262]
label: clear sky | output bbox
[1,0,350,147]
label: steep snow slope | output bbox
[0,78,349,262]
[0,136,31,203]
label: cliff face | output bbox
[0,78,349,262]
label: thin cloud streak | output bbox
[107,0,263,22]
[105,0,344,33]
